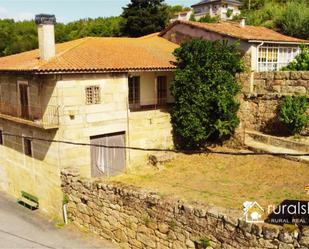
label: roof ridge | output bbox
[37,37,91,69]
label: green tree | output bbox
[171,39,244,149]
[0,16,122,57]
[279,96,309,135]
[237,0,309,39]
[275,0,309,39]
[120,0,169,37]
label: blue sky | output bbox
[0,0,197,23]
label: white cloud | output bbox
[0,6,33,21]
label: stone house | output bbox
[160,20,309,72]
[191,0,242,20]
[0,15,178,215]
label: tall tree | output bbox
[171,40,244,149]
[120,0,169,37]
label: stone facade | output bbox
[61,169,309,249]
[0,71,174,217]
[238,71,309,133]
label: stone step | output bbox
[245,132,309,163]
[246,130,309,152]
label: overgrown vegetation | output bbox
[0,17,122,56]
[171,39,244,149]
[120,0,169,37]
[238,0,309,39]
[279,96,309,135]
[282,45,309,71]
[198,14,220,23]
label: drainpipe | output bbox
[256,41,264,72]
[63,203,68,225]
[251,41,265,93]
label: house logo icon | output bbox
[243,201,264,223]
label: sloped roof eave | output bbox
[160,20,308,44]
[0,66,176,75]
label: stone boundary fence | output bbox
[61,169,309,249]
[237,71,309,132]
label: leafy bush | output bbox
[275,0,309,39]
[198,14,220,23]
[171,39,244,149]
[238,0,309,39]
[282,45,309,71]
[279,96,309,135]
[226,9,234,18]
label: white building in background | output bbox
[160,19,309,72]
[191,0,242,20]
[170,10,193,22]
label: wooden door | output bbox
[157,76,167,105]
[19,84,29,119]
[90,132,126,177]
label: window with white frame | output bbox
[258,45,300,72]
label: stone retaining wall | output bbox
[61,169,309,249]
[238,71,309,133]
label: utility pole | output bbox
[248,0,251,10]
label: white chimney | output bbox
[35,14,56,60]
[240,17,246,28]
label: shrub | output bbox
[279,96,309,135]
[275,0,309,40]
[171,39,244,149]
[282,45,309,71]
[226,9,234,18]
[198,14,220,23]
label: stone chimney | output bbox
[35,14,56,60]
[240,17,246,28]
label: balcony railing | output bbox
[129,98,172,112]
[0,102,59,129]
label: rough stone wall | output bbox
[238,71,309,133]
[61,169,309,249]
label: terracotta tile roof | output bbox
[160,20,309,44]
[0,33,178,73]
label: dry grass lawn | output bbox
[111,148,309,210]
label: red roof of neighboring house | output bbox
[160,20,309,44]
[0,33,178,73]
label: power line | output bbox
[2,132,309,157]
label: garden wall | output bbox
[61,168,309,249]
[238,71,309,133]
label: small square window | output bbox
[0,130,3,145]
[23,137,32,157]
[86,86,100,105]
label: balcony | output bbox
[0,102,59,129]
[129,97,172,112]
